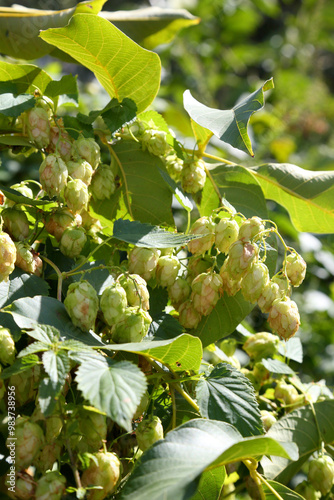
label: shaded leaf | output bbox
[183,79,274,156]
[113,219,198,248]
[249,163,334,233]
[40,14,161,114]
[38,376,61,416]
[261,400,334,483]
[1,354,39,380]
[196,363,263,437]
[77,97,137,133]
[75,355,147,431]
[0,268,49,309]
[149,313,184,341]
[0,185,54,207]
[0,93,35,117]
[120,419,297,500]
[261,358,295,375]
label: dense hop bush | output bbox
[0,3,333,500]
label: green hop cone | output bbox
[9,365,40,406]
[187,216,215,256]
[15,242,43,276]
[168,277,191,310]
[308,455,334,496]
[241,262,270,303]
[35,471,66,500]
[0,231,16,282]
[39,154,68,198]
[141,129,169,156]
[64,178,89,213]
[90,163,116,200]
[215,218,239,254]
[268,297,300,340]
[81,452,121,500]
[191,271,223,316]
[186,255,213,283]
[178,300,202,329]
[295,480,321,500]
[238,216,265,241]
[1,207,30,241]
[49,123,72,161]
[225,240,259,279]
[243,332,279,361]
[128,247,160,281]
[0,327,15,365]
[156,255,181,287]
[7,417,45,469]
[100,284,128,326]
[219,261,242,296]
[257,275,291,313]
[45,207,81,242]
[60,226,87,258]
[285,252,307,287]
[260,410,277,431]
[181,158,206,194]
[136,416,164,451]
[33,442,62,473]
[67,158,93,185]
[165,154,184,182]
[118,273,150,311]
[112,307,152,343]
[45,414,63,442]
[64,280,99,331]
[274,380,302,406]
[26,107,50,149]
[77,409,107,453]
[74,136,101,169]
[6,472,35,500]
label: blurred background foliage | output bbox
[1,0,334,383]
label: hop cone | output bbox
[178,300,202,329]
[215,218,239,254]
[241,262,270,303]
[186,255,213,283]
[118,273,150,310]
[286,252,306,287]
[49,124,72,161]
[39,154,68,198]
[141,129,169,156]
[136,416,164,451]
[9,366,40,406]
[67,158,93,185]
[0,232,16,282]
[74,136,100,169]
[128,247,160,281]
[181,158,206,194]
[268,297,300,340]
[64,280,99,331]
[219,262,242,296]
[308,455,334,496]
[226,240,258,279]
[168,277,191,309]
[64,178,89,213]
[165,154,184,182]
[35,471,66,500]
[15,242,42,276]
[100,284,127,326]
[81,452,121,500]
[191,272,223,316]
[257,275,290,313]
[243,332,279,361]
[45,207,80,242]
[260,410,277,432]
[1,207,30,241]
[26,107,50,149]
[60,226,87,258]
[7,417,45,469]
[187,217,215,256]
[0,328,15,365]
[274,381,301,406]
[6,472,35,500]
[33,442,62,473]
[77,409,107,453]
[295,480,321,500]
[156,255,180,287]
[238,216,265,241]
[112,307,152,343]
[90,163,116,200]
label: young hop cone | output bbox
[112,307,152,343]
[295,481,321,500]
[81,452,121,500]
[90,163,116,200]
[260,410,277,432]
[215,218,239,254]
[128,247,160,281]
[243,332,279,361]
[241,262,270,303]
[39,154,68,198]
[165,154,184,182]
[268,297,300,340]
[67,158,93,185]
[33,442,62,474]
[219,261,242,297]
[35,471,66,500]
[0,231,16,282]
[45,207,81,242]
[274,381,303,407]
[100,284,128,326]
[188,216,215,256]
[181,158,206,194]
[178,299,202,329]
[7,417,45,469]
[0,328,15,365]
[49,124,72,161]
[308,455,334,496]
[186,255,213,283]
[168,277,191,310]
[77,409,107,453]
[9,366,40,406]
[6,472,35,499]
[191,271,223,316]
[15,242,43,276]
[136,416,164,451]
[118,273,150,311]
[26,107,50,149]
[74,136,101,169]
[238,216,265,241]
[1,207,30,241]
[226,241,259,279]
[60,226,87,258]
[141,129,169,156]
[285,252,307,287]
[64,178,89,214]
[156,255,181,287]
[257,275,291,313]
[64,280,99,331]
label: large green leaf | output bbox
[249,163,334,233]
[0,269,49,309]
[199,164,268,219]
[2,296,103,347]
[90,141,174,226]
[261,399,334,483]
[190,466,226,500]
[0,1,107,60]
[74,353,147,431]
[113,219,198,248]
[192,294,254,348]
[183,79,274,156]
[101,7,200,49]
[120,419,298,500]
[196,363,263,437]
[0,61,52,95]
[40,14,161,114]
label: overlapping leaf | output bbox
[40,14,161,114]
[0,269,49,309]
[184,79,274,156]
